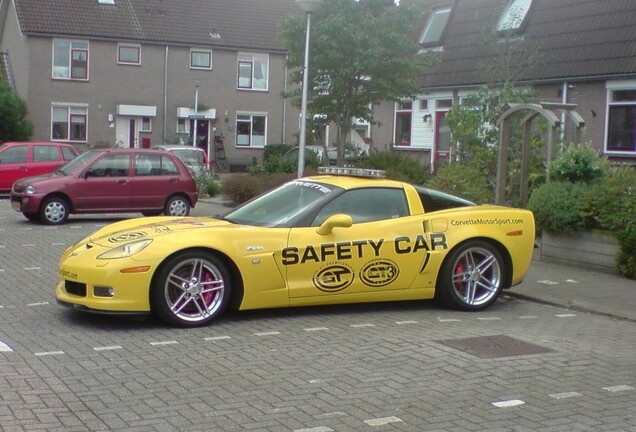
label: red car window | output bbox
[33,145,61,162]
[0,145,28,163]
[61,146,78,160]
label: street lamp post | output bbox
[295,0,324,178]
[192,83,199,147]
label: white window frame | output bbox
[51,104,88,143]
[190,49,213,70]
[140,117,152,132]
[497,0,533,32]
[605,80,636,156]
[419,5,451,46]
[237,53,269,91]
[236,112,267,148]
[52,40,89,80]
[176,118,189,134]
[117,43,141,65]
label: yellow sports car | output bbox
[56,167,535,327]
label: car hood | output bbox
[12,172,61,190]
[87,216,236,247]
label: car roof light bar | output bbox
[318,166,386,178]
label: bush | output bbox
[264,144,291,160]
[356,151,428,184]
[550,142,607,183]
[221,172,297,205]
[426,163,493,204]
[222,174,262,204]
[527,181,590,233]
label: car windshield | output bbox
[55,150,100,175]
[172,149,204,164]
[225,180,341,227]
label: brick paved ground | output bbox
[0,200,635,431]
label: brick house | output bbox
[384,0,636,168]
[0,0,301,169]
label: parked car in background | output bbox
[0,141,79,192]
[284,145,367,166]
[151,145,210,177]
[10,148,198,225]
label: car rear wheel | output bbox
[164,195,190,216]
[151,251,230,327]
[39,197,69,225]
[436,240,504,311]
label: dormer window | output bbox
[497,0,533,32]
[419,5,451,47]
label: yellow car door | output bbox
[283,187,432,301]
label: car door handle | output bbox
[118,179,129,184]
[169,177,178,183]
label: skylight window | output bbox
[98,0,115,5]
[497,0,532,32]
[419,5,451,46]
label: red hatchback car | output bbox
[0,141,79,192]
[10,148,198,224]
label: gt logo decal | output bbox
[313,264,354,292]
[360,259,399,287]
[108,232,147,243]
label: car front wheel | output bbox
[164,195,190,216]
[436,240,504,311]
[39,197,70,225]
[151,251,231,327]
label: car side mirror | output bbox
[316,214,353,235]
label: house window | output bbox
[497,0,533,32]
[191,49,212,69]
[236,113,267,147]
[237,53,269,90]
[140,117,151,132]
[607,88,636,154]
[53,40,88,80]
[419,5,451,46]
[395,102,412,146]
[436,98,453,109]
[51,105,87,142]
[177,119,189,134]
[118,44,141,65]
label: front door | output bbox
[434,111,451,165]
[76,154,133,211]
[190,119,209,151]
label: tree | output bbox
[280,0,433,165]
[0,80,33,143]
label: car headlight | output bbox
[24,186,37,194]
[97,239,153,259]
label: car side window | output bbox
[134,154,157,176]
[0,146,28,164]
[87,154,131,177]
[61,146,77,160]
[312,188,408,226]
[160,156,179,175]
[33,145,61,162]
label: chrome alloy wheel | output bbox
[166,197,189,216]
[450,246,502,306]
[163,257,225,323]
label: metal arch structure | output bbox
[495,102,586,205]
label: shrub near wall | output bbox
[528,143,636,279]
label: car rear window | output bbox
[61,146,77,160]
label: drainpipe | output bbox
[282,54,288,143]
[163,46,169,144]
[561,81,568,143]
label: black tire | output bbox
[151,251,231,327]
[23,212,39,222]
[436,240,504,311]
[39,197,70,225]
[164,195,190,216]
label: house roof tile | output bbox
[420,0,636,88]
[14,0,295,52]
